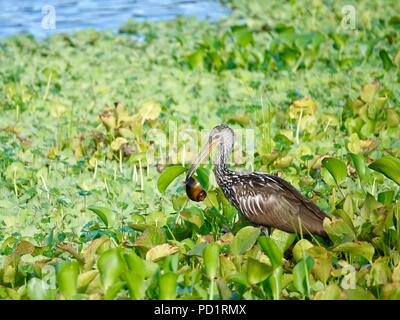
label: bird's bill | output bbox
[186,138,217,181]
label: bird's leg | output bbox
[261,226,270,237]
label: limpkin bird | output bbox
[186,124,328,238]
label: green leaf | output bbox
[270,229,296,253]
[360,82,379,103]
[124,271,146,300]
[323,217,356,244]
[267,266,283,300]
[57,261,79,299]
[135,226,166,249]
[181,207,204,229]
[228,272,250,287]
[124,251,159,279]
[187,50,204,69]
[378,190,395,205]
[87,206,113,228]
[186,242,208,256]
[345,288,376,300]
[203,243,220,280]
[307,247,332,283]
[157,166,187,193]
[220,256,237,278]
[293,256,314,297]
[77,270,98,290]
[97,248,125,290]
[247,257,272,285]
[138,101,162,122]
[231,25,254,47]
[292,239,314,262]
[370,257,391,286]
[230,226,260,255]
[379,49,394,70]
[27,278,56,300]
[104,281,124,300]
[369,156,400,186]
[159,272,178,299]
[348,153,366,180]
[333,241,375,263]
[322,157,347,184]
[258,236,283,269]
[195,167,210,191]
[315,284,342,300]
[146,244,179,262]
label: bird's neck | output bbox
[214,143,231,183]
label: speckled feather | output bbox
[210,124,328,238]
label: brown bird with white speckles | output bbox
[186,124,328,238]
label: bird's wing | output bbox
[260,173,327,220]
[230,173,327,235]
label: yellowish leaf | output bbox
[146,244,179,262]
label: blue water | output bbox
[0,0,230,38]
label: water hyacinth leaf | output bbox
[231,25,254,47]
[77,270,98,290]
[181,207,204,229]
[82,236,109,271]
[307,246,332,283]
[14,240,35,256]
[323,217,356,244]
[348,153,366,180]
[345,288,376,300]
[314,284,342,300]
[322,157,347,184]
[378,190,395,205]
[247,257,272,285]
[203,243,220,280]
[146,211,168,227]
[267,266,283,300]
[187,50,204,68]
[333,241,374,263]
[159,272,178,299]
[146,244,179,262]
[135,226,166,249]
[370,257,391,286]
[110,137,128,151]
[87,206,113,228]
[230,226,260,255]
[124,271,145,300]
[368,156,400,186]
[104,281,124,300]
[27,278,56,300]
[220,256,237,279]
[57,261,79,299]
[293,256,314,297]
[186,242,208,256]
[157,166,187,193]
[228,272,250,287]
[138,100,162,122]
[270,229,296,253]
[97,248,125,290]
[195,167,210,191]
[124,251,159,278]
[292,239,313,262]
[360,82,379,103]
[258,236,283,269]
[379,49,394,70]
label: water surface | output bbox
[0,0,229,38]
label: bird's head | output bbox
[186,124,234,181]
[209,124,234,149]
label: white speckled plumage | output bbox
[207,124,328,237]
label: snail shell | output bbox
[185,177,207,202]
